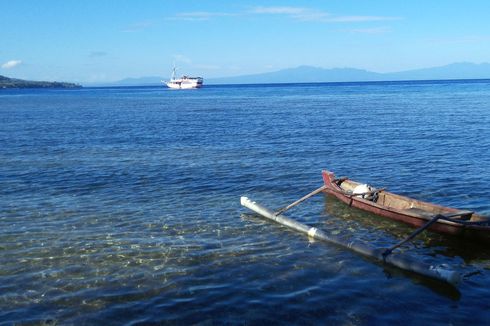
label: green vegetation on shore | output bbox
[0,75,81,89]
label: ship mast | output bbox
[171,63,177,80]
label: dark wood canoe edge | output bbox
[322,170,490,243]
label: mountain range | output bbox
[92,62,490,87]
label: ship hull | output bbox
[166,82,202,89]
[165,78,203,89]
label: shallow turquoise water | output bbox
[1,81,490,324]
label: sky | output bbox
[1,0,490,83]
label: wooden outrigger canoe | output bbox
[239,169,490,286]
[322,170,490,243]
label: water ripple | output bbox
[1,82,490,324]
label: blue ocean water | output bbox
[1,80,490,324]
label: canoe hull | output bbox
[322,170,490,243]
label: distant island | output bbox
[0,75,81,89]
[88,62,490,87]
[208,62,490,85]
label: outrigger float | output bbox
[240,169,490,286]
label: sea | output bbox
[1,80,490,325]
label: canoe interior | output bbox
[337,179,487,223]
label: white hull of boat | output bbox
[166,81,202,89]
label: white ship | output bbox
[164,67,203,89]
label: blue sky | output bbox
[1,0,490,83]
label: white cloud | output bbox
[170,12,235,21]
[173,54,192,64]
[250,6,400,23]
[251,6,329,21]
[170,54,219,71]
[252,6,308,15]
[328,16,400,23]
[169,7,401,24]
[1,60,22,69]
[122,21,153,32]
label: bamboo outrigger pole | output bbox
[274,185,327,216]
[240,196,460,286]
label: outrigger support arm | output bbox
[274,178,349,216]
[382,214,443,258]
[382,210,475,258]
[274,185,326,216]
